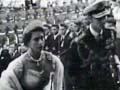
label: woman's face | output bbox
[28,31,45,54]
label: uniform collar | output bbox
[89,24,103,38]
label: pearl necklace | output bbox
[28,53,42,66]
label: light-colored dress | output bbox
[112,5,120,38]
[0,50,64,90]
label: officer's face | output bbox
[100,16,108,27]
[28,31,45,54]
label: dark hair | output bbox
[43,24,51,29]
[112,0,116,1]
[23,27,45,46]
[52,24,59,29]
[60,23,68,29]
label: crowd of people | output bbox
[0,0,120,90]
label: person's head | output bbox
[69,22,79,32]
[23,20,45,54]
[84,0,111,28]
[59,23,68,35]
[1,49,10,57]
[51,24,59,35]
[43,24,51,35]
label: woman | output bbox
[0,20,64,90]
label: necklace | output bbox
[28,53,42,66]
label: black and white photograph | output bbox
[0,0,120,90]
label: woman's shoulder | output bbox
[42,50,60,61]
[42,50,63,69]
[0,53,28,81]
[7,52,28,70]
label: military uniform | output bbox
[77,27,117,90]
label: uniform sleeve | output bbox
[52,55,64,90]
